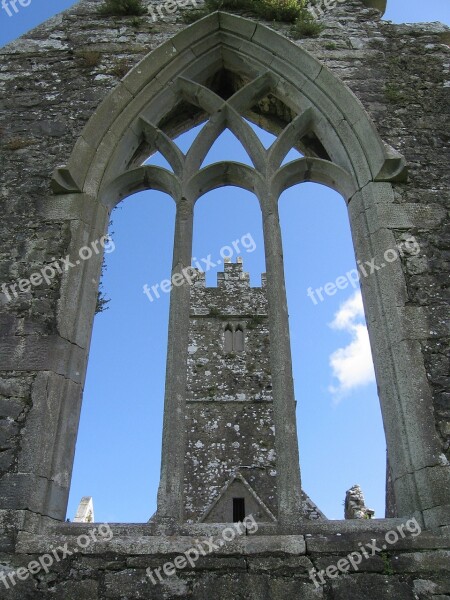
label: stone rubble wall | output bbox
[0,525,448,599]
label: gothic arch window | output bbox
[234,325,245,353]
[224,323,234,354]
[67,190,175,522]
[29,13,447,530]
[223,323,245,354]
[279,182,386,517]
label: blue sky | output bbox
[1,1,448,522]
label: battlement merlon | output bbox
[189,258,266,289]
[218,257,250,288]
[189,259,268,316]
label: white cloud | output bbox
[328,290,375,402]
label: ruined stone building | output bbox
[0,0,449,598]
[184,259,325,524]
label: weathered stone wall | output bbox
[0,521,448,599]
[187,264,271,403]
[0,0,449,597]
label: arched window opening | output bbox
[281,147,304,166]
[40,13,442,530]
[67,191,175,523]
[193,187,265,287]
[234,325,245,352]
[223,324,245,354]
[143,150,174,172]
[279,183,386,520]
[243,119,276,148]
[172,122,205,154]
[67,76,391,526]
[243,119,304,166]
[224,324,234,354]
[201,129,254,168]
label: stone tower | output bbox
[185,260,277,523]
[183,259,324,523]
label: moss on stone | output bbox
[182,7,210,23]
[77,50,102,69]
[290,7,324,38]
[246,314,265,330]
[110,59,132,79]
[98,0,146,17]
[205,0,305,23]
[184,1,323,33]
[384,83,405,104]
[3,137,36,150]
[381,551,394,576]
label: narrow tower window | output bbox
[234,325,245,352]
[224,324,233,353]
[233,498,246,522]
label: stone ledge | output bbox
[15,522,449,556]
[44,521,278,538]
[306,528,450,553]
[34,517,434,537]
[16,533,306,557]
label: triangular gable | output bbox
[302,491,327,520]
[200,473,277,523]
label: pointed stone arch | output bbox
[24,12,448,529]
[52,13,406,202]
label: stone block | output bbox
[330,573,418,599]
[392,551,450,574]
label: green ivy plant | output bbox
[291,7,324,37]
[98,0,146,17]
[205,0,305,22]
[183,0,323,37]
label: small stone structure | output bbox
[73,496,95,523]
[0,0,449,597]
[345,485,375,520]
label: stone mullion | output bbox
[156,197,194,525]
[228,72,275,113]
[184,111,226,175]
[225,106,266,172]
[139,117,185,177]
[261,194,304,525]
[268,109,314,170]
